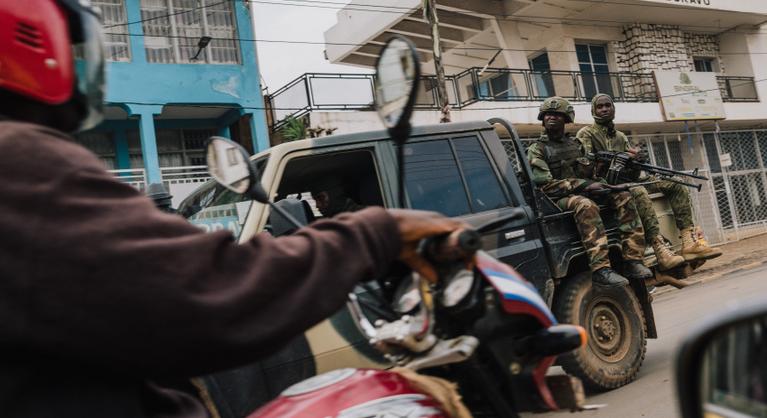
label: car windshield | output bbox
[179,156,268,240]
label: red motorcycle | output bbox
[246,229,586,418]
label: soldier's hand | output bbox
[388,209,469,283]
[583,182,609,194]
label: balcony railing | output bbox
[110,165,211,206]
[266,69,759,130]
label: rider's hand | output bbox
[626,148,639,158]
[388,209,469,283]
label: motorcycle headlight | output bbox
[440,269,474,308]
[392,277,421,314]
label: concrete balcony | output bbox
[325,0,767,70]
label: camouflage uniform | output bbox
[577,109,694,242]
[528,133,646,272]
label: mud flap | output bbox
[629,276,657,339]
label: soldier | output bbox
[577,94,722,267]
[527,97,652,288]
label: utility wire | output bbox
[103,32,767,55]
[247,0,767,34]
[108,0,767,35]
[254,0,764,15]
[105,0,232,28]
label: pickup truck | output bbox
[179,119,680,416]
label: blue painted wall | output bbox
[97,0,270,182]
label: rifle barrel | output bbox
[633,162,709,181]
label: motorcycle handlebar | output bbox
[421,229,481,264]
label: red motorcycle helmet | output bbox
[0,0,105,131]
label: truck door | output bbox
[399,132,552,296]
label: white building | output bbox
[267,0,767,244]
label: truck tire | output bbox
[553,271,647,392]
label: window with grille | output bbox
[87,0,131,61]
[693,57,716,72]
[140,0,240,64]
[128,128,213,167]
[74,131,117,169]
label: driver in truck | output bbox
[309,175,366,217]
[526,96,653,289]
[0,1,467,417]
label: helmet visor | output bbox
[73,8,106,131]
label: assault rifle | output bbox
[587,151,708,192]
[586,180,662,197]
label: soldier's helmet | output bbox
[537,96,575,123]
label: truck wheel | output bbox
[553,271,647,392]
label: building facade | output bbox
[266,0,767,243]
[76,0,269,205]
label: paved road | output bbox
[524,263,767,418]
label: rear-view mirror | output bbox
[374,35,419,141]
[205,136,268,203]
[676,302,767,418]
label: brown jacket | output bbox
[0,121,401,417]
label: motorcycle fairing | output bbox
[476,251,561,411]
[476,251,556,327]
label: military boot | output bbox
[680,227,723,261]
[652,235,685,271]
[592,268,629,288]
[623,260,653,280]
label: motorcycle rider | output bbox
[577,94,722,265]
[0,1,465,417]
[526,97,653,288]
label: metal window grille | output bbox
[140,0,240,64]
[73,131,117,169]
[633,130,767,243]
[95,0,131,61]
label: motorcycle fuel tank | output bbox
[248,368,448,418]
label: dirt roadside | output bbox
[655,233,767,295]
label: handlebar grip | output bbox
[456,229,482,253]
[422,228,481,263]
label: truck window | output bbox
[274,149,383,220]
[404,140,471,216]
[404,137,508,217]
[453,137,509,211]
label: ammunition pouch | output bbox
[540,140,583,179]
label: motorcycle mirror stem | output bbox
[204,136,305,230]
[373,35,420,208]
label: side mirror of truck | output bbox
[676,301,767,418]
